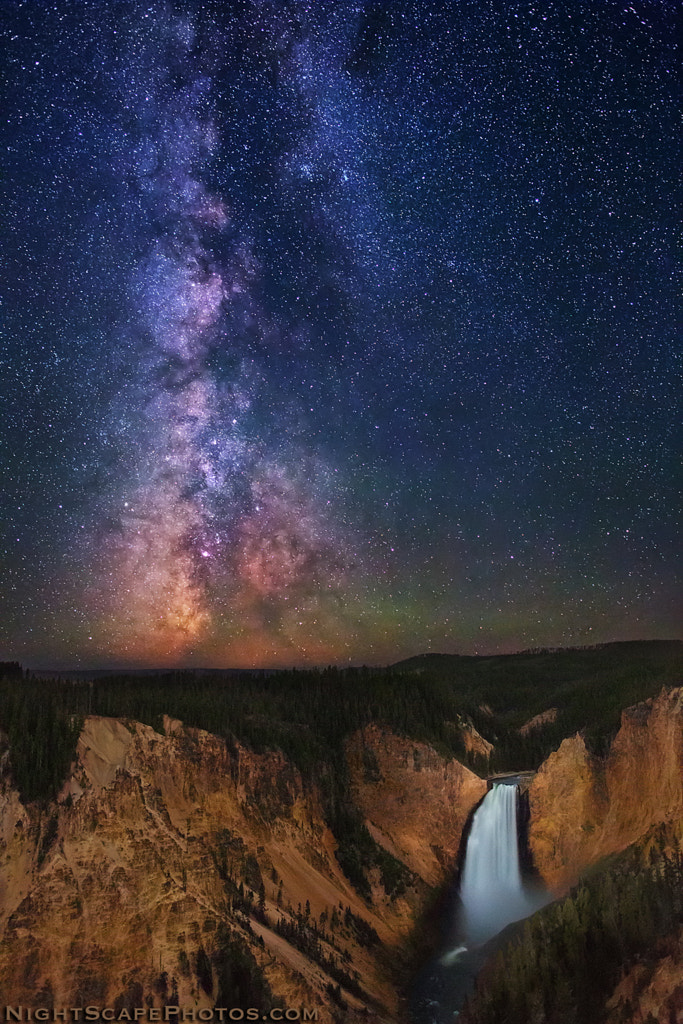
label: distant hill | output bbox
[392,639,683,760]
[392,639,682,675]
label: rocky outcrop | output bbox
[346,725,487,888]
[528,687,683,892]
[460,723,493,760]
[519,707,557,736]
[604,928,683,1024]
[0,715,486,1019]
[0,717,383,1017]
[0,738,36,936]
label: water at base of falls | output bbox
[411,780,548,1023]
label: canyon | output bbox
[0,715,485,1021]
[0,683,681,1021]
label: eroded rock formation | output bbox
[346,725,487,888]
[528,686,683,893]
[519,708,557,736]
[0,716,485,1019]
[604,927,683,1024]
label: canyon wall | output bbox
[0,716,485,1019]
[603,927,683,1024]
[346,725,487,889]
[528,686,683,893]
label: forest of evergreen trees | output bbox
[2,640,680,793]
[0,675,82,803]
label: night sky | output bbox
[1,1,680,669]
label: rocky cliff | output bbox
[604,927,683,1024]
[528,686,683,893]
[0,716,485,1019]
[346,725,487,888]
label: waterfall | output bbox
[413,780,549,1022]
[458,782,538,944]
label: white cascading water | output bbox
[419,782,549,1022]
[458,783,538,945]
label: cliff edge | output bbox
[528,686,683,892]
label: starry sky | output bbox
[1,0,680,669]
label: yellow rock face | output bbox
[604,927,683,1024]
[346,724,487,888]
[528,687,683,893]
[0,715,486,1020]
[519,707,558,737]
[460,723,494,760]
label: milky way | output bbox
[1,1,680,667]
[89,8,355,663]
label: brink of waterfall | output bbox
[458,782,543,945]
